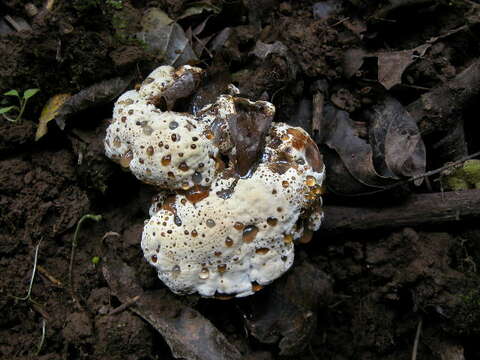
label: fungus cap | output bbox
[105,65,325,298]
[142,122,324,297]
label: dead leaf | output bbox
[226,98,273,177]
[209,28,232,52]
[366,97,426,179]
[250,41,288,59]
[137,8,198,66]
[376,44,430,89]
[55,76,132,130]
[178,2,221,20]
[36,93,71,141]
[245,259,332,355]
[102,253,242,360]
[342,48,366,78]
[321,104,394,190]
[319,97,426,195]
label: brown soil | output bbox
[2,0,480,359]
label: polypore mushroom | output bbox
[105,65,325,298]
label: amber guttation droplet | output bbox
[179,162,189,171]
[299,229,313,244]
[171,134,178,142]
[206,219,216,228]
[162,155,171,166]
[283,234,293,244]
[185,185,209,204]
[267,217,278,226]
[120,150,133,168]
[255,248,270,255]
[191,144,197,149]
[121,116,127,122]
[225,237,233,247]
[204,130,214,139]
[282,180,289,188]
[158,141,164,148]
[199,268,210,279]
[146,146,154,156]
[243,225,259,243]
[180,198,187,205]
[191,230,198,237]
[252,282,264,292]
[306,175,316,187]
[181,182,190,190]
[217,264,227,273]
[215,293,234,300]
[234,222,244,231]
[151,255,157,263]
[168,171,175,178]
[214,251,222,256]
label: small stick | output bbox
[331,150,480,197]
[37,265,63,287]
[108,295,141,316]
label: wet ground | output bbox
[2,0,480,359]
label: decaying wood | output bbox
[322,189,480,233]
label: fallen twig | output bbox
[108,295,141,316]
[323,189,480,233]
[329,150,480,197]
[37,265,63,287]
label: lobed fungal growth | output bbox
[105,65,325,298]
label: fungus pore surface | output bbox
[105,65,325,298]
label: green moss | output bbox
[463,160,480,184]
[445,176,469,191]
[443,160,480,190]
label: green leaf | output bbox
[23,88,40,100]
[0,106,15,114]
[4,89,19,97]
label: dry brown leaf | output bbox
[377,44,430,89]
[35,93,71,141]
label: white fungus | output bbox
[105,65,325,298]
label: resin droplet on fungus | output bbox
[105,65,325,298]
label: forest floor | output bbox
[2,0,480,359]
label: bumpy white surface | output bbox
[105,66,219,190]
[142,123,325,297]
[105,65,325,298]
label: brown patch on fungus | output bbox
[184,185,209,204]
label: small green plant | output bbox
[0,88,40,122]
[106,0,124,10]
